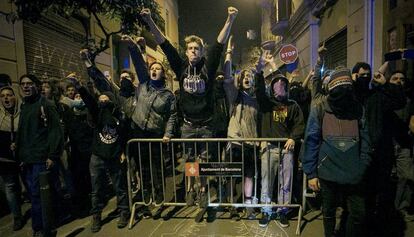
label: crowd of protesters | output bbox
[1,6,414,237]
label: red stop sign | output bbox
[279,44,298,64]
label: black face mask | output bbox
[354,75,371,93]
[327,86,362,120]
[98,101,114,110]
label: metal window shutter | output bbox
[23,15,89,81]
[324,28,347,70]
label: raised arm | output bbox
[224,35,234,82]
[223,35,238,105]
[122,35,149,84]
[140,8,166,45]
[302,69,314,88]
[140,8,183,77]
[310,44,327,100]
[67,78,99,123]
[80,49,114,94]
[217,7,238,44]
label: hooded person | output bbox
[255,72,305,228]
[326,67,363,120]
[0,85,24,231]
[69,76,129,232]
[303,67,371,237]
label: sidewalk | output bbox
[1,198,413,237]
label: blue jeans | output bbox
[23,163,61,231]
[1,174,22,218]
[260,144,294,215]
[180,122,214,192]
[89,154,129,214]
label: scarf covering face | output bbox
[271,77,288,102]
[327,68,362,120]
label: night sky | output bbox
[177,0,261,67]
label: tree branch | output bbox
[92,11,109,38]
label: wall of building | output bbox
[0,0,180,91]
[262,0,385,81]
[0,1,26,83]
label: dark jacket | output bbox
[66,107,94,154]
[302,99,371,184]
[364,83,406,151]
[17,95,64,163]
[256,72,305,144]
[87,44,177,138]
[160,40,224,124]
[78,86,126,159]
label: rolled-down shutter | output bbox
[23,15,88,81]
[324,28,347,70]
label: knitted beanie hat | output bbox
[327,68,353,91]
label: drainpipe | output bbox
[364,0,375,67]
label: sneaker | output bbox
[207,207,217,223]
[154,190,164,206]
[229,207,241,221]
[13,217,24,231]
[117,211,129,229]
[259,212,271,228]
[186,191,196,206]
[244,198,255,220]
[246,207,255,220]
[91,213,102,233]
[199,192,208,208]
[277,213,289,228]
[142,207,152,219]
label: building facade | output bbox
[0,0,179,90]
[261,0,393,80]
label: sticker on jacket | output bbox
[99,125,119,144]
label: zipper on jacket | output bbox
[337,119,343,136]
[318,155,328,169]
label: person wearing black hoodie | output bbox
[16,74,64,237]
[352,62,407,235]
[256,65,305,227]
[303,67,371,237]
[68,77,129,232]
[140,7,237,214]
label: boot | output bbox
[91,213,102,233]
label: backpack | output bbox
[317,110,368,184]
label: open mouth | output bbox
[152,72,157,78]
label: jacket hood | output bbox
[269,74,289,103]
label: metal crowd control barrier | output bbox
[126,138,303,235]
[302,173,317,214]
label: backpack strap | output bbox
[40,97,48,127]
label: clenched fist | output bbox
[228,7,238,21]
